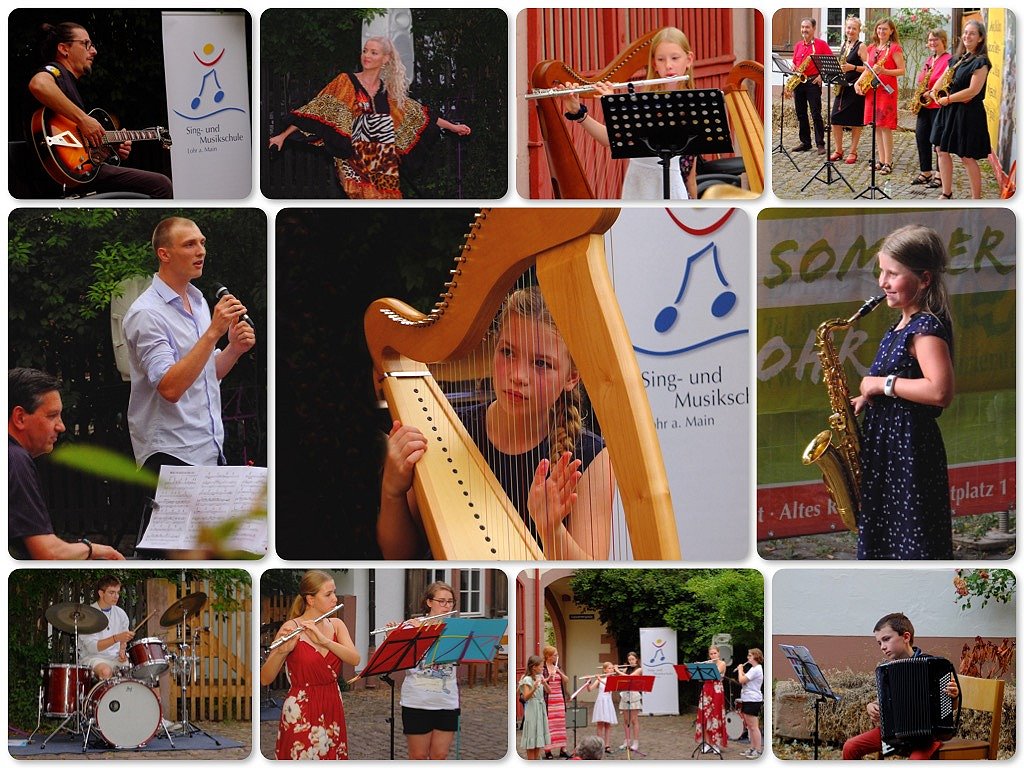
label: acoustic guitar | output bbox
[30,106,172,187]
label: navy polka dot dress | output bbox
[858,312,954,560]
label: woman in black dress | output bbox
[930,20,992,199]
[828,16,865,164]
[852,225,954,560]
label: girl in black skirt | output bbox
[829,16,866,164]
[930,20,992,199]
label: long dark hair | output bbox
[38,22,84,62]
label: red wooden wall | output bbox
[525,9,763,198]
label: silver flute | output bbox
[269,603,344,649]
[525,74,690,100]
[369,609,460,635]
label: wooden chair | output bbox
[937,675,1005,760]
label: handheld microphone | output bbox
[213,283,254,328]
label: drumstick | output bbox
[131,608,159,634]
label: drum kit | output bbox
[28,591,210,752]
[258,619,284,708]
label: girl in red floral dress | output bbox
[261,570,360,760]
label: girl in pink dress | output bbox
[543,646,571,758]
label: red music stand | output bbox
[676,663,724,759]
[606,674,655,759]
[353,623,445,759]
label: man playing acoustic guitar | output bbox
[28,22,173,198]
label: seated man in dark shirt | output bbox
[27,21,173,198]
[8,367,124,559]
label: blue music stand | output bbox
[421,617,508,664]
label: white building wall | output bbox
[773,568,1015,637]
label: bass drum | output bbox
[85,678,161,748]
[725,710,745,740]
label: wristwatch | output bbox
[883,374,897,397]
[79,538,94,559]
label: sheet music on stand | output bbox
[137,465,268,555]
[772,52,797,77]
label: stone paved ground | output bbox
[757,521,1015,560]
[770,98,1004,201]
[515,710,763,761]
[14,719,252,760]
[260,678,507,760]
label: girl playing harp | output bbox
[377,285,615,560]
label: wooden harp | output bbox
[531,32,765,198]
[365,208,679,561]
[531,30,660,199]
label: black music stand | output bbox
[353,623,445,760]
[606,674,655,758]
[771,54,800,171]
[802,53,854,192]
[676,663,725,759]
[602,87,734,199]
[779,644,840,760]
[854,60,893,199]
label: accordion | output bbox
[876,656,961,756]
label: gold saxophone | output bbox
[785,53,812,93]
[930,52,968,103]
[908,57,934,115]
[856,44,891,92]
[834,39,851,93]
[801,295,885,532]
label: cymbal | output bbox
[45,602,108,634]
[260,620,283,635]
[160,592,208,627]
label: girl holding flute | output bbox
[585,662,619,753]
[385,581,461,760]
[261,570,360,760]
[519,654,551,759]
[558,26,699,199]
[618,651,644,753]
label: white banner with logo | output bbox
[639,626,678,715]
[161,12,251,198]
[608,209,750,560]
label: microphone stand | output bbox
[855,60,892,199]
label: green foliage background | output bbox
[9,569,250,731]
[261,8,507,198]
[570,569,765,663]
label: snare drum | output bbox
[85,678,161,748]
[126,637,169,681]
[41,663,91,717]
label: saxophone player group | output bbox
[785,16,992,199]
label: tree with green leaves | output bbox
[570,569,764,664]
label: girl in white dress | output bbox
[586,661,618,752]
